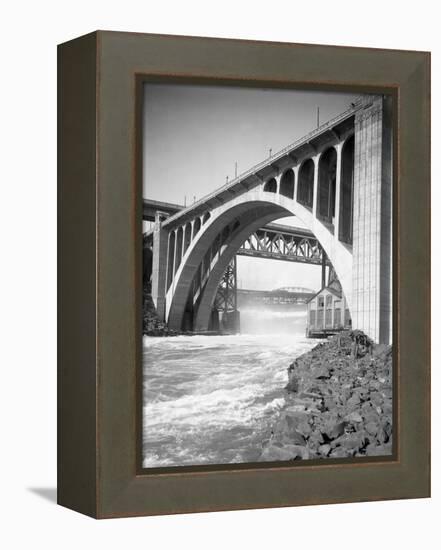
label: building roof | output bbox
[306,285,342,304]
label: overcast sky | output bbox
[143,84,357,291]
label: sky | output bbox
[143,84,357,292]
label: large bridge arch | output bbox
[193,212,294,331]
[166,200,288,330]
[165,188,353,331]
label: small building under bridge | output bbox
[305,280,351,338]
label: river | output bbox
[142,305,319,468]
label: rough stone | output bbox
[143,289,178,336]
[346,411,363,423]
[260,331,393,462]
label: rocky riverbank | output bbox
[143,289,178,336]
[260,331,393,461]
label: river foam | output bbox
[143,307,319,467]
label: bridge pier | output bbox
[221,310,241,333]
[151,213,169,321]
[352,95,392,344]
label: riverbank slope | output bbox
[143,290,178,336]
[260,331,393,461]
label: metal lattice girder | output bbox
[213,257,237,313]
[237,223,329,265]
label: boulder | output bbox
[323,420,347,440]
[346,411,363,423]
[260,444,309,462]
[318,444,331,457]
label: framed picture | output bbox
[58,31,430,518]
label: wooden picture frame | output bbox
[58,30,430,518]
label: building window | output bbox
[334,308,341,327]
[326,294,332,307]
[318,296,324,308]
[317,310,324,327]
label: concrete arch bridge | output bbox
[148,95,392,344]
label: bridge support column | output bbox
[352,95,392,344]
[293,165,300,202]
[222,310,240,333]
[151,219,169,321]
[312,153,320,219]
[334,143,342,237]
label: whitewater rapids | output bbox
[142,306,318,468]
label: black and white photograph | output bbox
[142,84,393,468]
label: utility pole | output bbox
[269,148,272,158]
[317,106,320,128]
[184,195,187,207]
[226,175,229,184]
[235,162,238,178]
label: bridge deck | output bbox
[144,218,315,240]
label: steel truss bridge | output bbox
[237,222,328,265]
[237,288,316,305]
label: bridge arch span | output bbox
[165,188,353,331]
[280,168,295,199]
[263,178,277,193]
[339,135,355,244]
[297,158,315,209]
[318,147,337,227]
[166,200,288,329]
